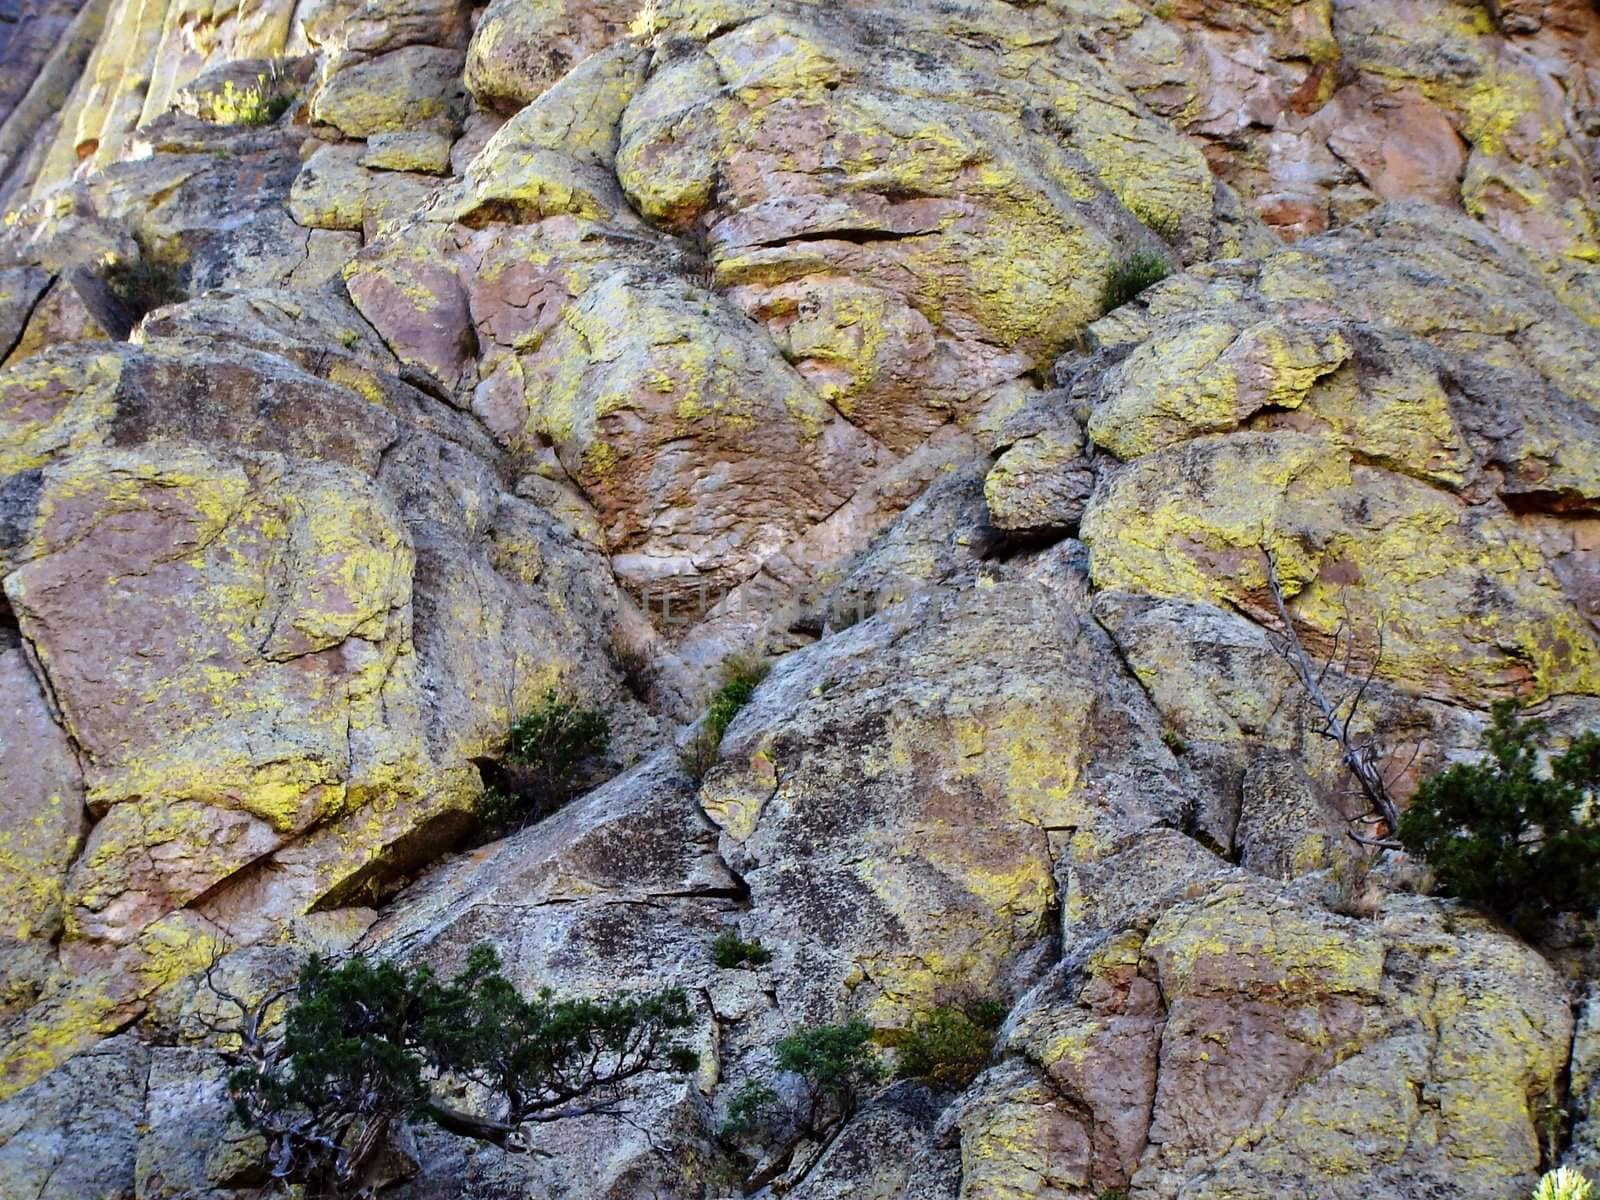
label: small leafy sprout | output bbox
[1100,250,1171,313]
[1396,700,1600,935]
[679,652,770,781]
[893,1000,1005,1092]
[711,931,772,970]
[1161,727,1187,755]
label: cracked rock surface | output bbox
[0,0,1598,1197]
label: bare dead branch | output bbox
[1263,549,1402,843]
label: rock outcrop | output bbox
[0,0,1597,1197]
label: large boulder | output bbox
[1073,206,1600,708]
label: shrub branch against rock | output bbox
[476,689,611,837]
[719,1018,886,1191]
[680,653,769,781]
[1398,701,1600,934]
[891,1000,1006,1092]
[220,944,696,1197]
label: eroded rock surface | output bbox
[0,0,1597,1197]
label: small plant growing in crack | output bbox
[890,998,1006,1092]
[1100,249,1170,313]
[718,1018,885,1193]
[475,688,611,839]
[711,930,772,969]
[680,652,770,782]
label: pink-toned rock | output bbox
[1325,87,1467,205]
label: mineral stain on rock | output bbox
[0,0,1597,1197]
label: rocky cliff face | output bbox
[0,1,1597,1198]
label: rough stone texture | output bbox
[1077,206,1600,708]
[976,881,1573,1200]
[0,1032,148,1200]
[463,0,636,114]
[0,0,1596,1197]
[309,45,466,139]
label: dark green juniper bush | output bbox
[220,944,695,1198]
[1397,701,1600,935]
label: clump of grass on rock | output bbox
[680,652,770,781]
[1100,250,1171,313]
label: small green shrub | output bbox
[227,944,695,1196]
[480,689,610,836]
[717,1018,886,1192]
[1534,1168,1594,1200]
[509,688,610,777]
[893,1001,1004,1091]
[711,930,772,969]
[719,1079,777,1139]
[1161,727,1187,755]
[679,652,770,781]
[721,1018,884,1147]
[210,74,295,126]
[1396,701,1600,934]
[474,786,519,837]
[1100,250,1171,314]
[101,235,187,322]
[774,1018,885,1130]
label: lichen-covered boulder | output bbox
[463,0,636,114]
[309,45,466,138]
[1077,206,1600,708]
